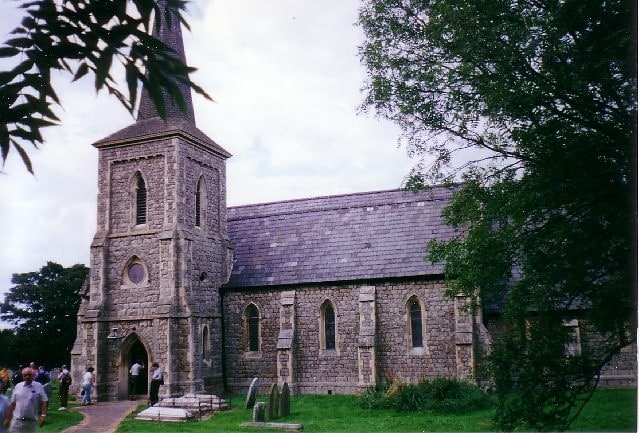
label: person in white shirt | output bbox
[2,368,48,433]
[149,362,163,406]
[129,360,144,401]
[81,367,94,406]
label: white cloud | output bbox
[0,0,416,303]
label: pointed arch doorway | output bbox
[117,334,149,400]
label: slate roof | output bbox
[225,187,458,289]
[92,117,231,159]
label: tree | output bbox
[0,328,18,367]
[0,262,88,368]
[1,0,210,173]
[359,0,636,430]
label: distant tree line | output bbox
[0,262,87,368]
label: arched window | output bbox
[202,325,210,357]
[134,172,147,225]
[195,176,206,228]
[321,300,336,350]
[409,298,423,348]
[245,304,260,352]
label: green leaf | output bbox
[0,46,20,58]
[125,61,139,110]
[0,125,9,161]
[72,62,90,82]
[4,37,34,49]
[93,50,114,90]
[12,141,34,174]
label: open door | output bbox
[118,334,149,400]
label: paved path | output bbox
[62,400,141,433]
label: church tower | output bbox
[71,3,232,401]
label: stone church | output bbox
[70,7,635,401]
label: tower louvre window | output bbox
[195,177,206,228]
[195,186,201,227]
[135,174,147,225]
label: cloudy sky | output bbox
[0,0,418,303]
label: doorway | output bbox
[124,337,148,398]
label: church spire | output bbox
[137,1,196,124]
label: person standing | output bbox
[2,368,48,433]
[0,369,9,394]
[148,362,163,406]
[0,387,9,433]
[57,365,72,410]
[129,360,144,401]
[10,366,22,389]
[33,367,49,387]
[34,367,50,409]
[81,367,94,406]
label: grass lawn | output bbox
[569,388,637,432]
[114,388,636,433]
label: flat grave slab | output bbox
[240,421,304,431]
[135,407,194,422]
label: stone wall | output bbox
[222,278,475,394]
[599,342,637,387]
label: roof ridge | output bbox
[227,187,453,221]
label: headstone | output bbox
[280,382,291,417]
[252,402,266,422]
[245,377,259,409]
[268,383,279,420]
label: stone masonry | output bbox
[222,279,480,394]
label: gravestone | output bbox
[252,402,266,422]
[245,377,259,409]
[268,383,279,420]
[280,382,291,417]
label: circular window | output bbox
[127,263,145,284]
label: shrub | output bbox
[359,379,392,409]
[424,378,493,414]
[359,378,494,414]
[391,382,426,412]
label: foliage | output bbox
[359,378,494,414]
[359,379,393,409]
[0,329,18,367]
[424,378,494,414]
[0,0,211,173]
[359,0,636,430]
[0,261,88,367]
